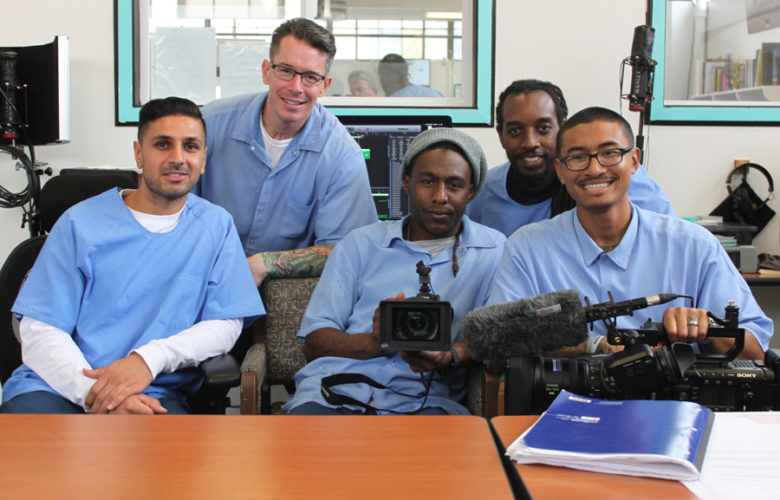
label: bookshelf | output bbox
[691,85,780,102]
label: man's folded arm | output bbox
[19,316,95,410]
[133,318,243,377]
[302,327,381,362]
[247,244,333,286]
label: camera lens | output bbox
[396,310,439,341]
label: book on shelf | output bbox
[505,390,714,481]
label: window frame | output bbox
[113,0,496,126]
[647,0,780,125]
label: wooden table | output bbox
[0,414,513,499]
[491,416,698,500]
[741,272,780,286]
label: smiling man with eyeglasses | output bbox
[467,80,674,239]
[197,18,377,287]
[488,107,770,361]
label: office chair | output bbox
[240,276,319,414]
[0,235,46,385]
[0,171,239,413]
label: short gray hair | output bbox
[270,18,336,73]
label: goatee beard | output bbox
[509,157,555,192]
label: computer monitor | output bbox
[339,115,452,220]
[0,36,70,146]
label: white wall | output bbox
[0,1,138,263]
[1,0,779,341]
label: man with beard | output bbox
[467,79,673,237]
[197,18,377,286]
[1,97,264,414]
[283,128,505,415]
[488,107,770,359]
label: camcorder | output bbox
[378,261,452,351]
[506,299,780,414]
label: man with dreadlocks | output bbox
[284,128,505,415]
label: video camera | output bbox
[378,261,452,351]
[506,298,780,414]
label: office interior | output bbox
[0,0,779,360]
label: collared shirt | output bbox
[197,92,378,255]
[487,204,772,350]
[3,189,265,405]
[467,162,676,237]
[283,216,506,415]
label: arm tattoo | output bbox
[260,244,334,279]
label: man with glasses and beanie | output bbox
[488,107,771,360]
[197,18,377,286]
[283,128,505,415]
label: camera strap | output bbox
[320,372,434,415]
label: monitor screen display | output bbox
[339,115,451,220]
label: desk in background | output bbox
[741,272,780,350]
[0,414,513,499]
[490,416,697,500]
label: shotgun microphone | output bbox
[462,290,685,362]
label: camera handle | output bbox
[414,260,439,300]
[606,323,744,363]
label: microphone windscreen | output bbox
[462,290,588,361]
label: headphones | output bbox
[726,162,774,200]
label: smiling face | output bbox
[133,114,206,213]
[261,35,332,138]
[497,91,560,192]
[402,147,474,241]
[554,120,639,215]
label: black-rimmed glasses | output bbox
[270,63,326,87]
[558,146,634,171]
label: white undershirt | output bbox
[413,236,455,257]
[19,191,242,410]
[260,115,292,169]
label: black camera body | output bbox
[379,297,452,351]
[378,261,452,352]
[505,302,780,414]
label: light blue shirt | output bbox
[283,216,505,415]
[487,205,772,350]
[3,189,265,403]
[197,92,378,255]
[390,85,444,97]
[467,162,676,237]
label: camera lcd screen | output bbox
[698,385,736,408]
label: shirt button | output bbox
[250,146,255,151]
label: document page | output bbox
[683,413,780,500]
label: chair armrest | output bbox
[199,354,241,388]
[240,343,268,414]
[466,364,502,418]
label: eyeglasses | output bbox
[270,63,326,87]
[558,146,634,171]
